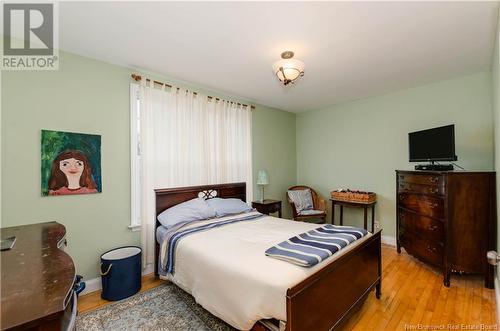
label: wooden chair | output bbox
[287,185,327,223]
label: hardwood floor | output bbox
[78,245,497,330]
[342,245,497,330]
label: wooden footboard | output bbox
[285,230,382,331]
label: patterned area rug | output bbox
[76,282,236,331]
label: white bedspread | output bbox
[159,214,371,330]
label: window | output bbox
[130,79,252,265]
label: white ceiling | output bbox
[58,1,498,113]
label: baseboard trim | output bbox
[81,263,155,296]
[81,277,101,296]
[495,270,500,325]
[381,235,396,247]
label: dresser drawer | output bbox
[398,209,444,242]
[398,193,444,219]
[399,232,443,267]
[397,182,444,196]
[398,174,444,185]
[398,173,443,186]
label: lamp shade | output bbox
[256,170,269,186]
[272,58,305,82]
[272,51,305,86]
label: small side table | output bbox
[330,199,376,232]
[252,199,282,218]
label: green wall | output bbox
[296,72,495,237]
[252,105,296,219]
[1,51,297,279]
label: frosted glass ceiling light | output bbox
[272,51,304,86]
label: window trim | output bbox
[129,83,141,231]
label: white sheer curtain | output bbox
[138,79,253,266]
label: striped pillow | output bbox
[265,225,368,267]
[288,189,313,212]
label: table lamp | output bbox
[256,170,269,202]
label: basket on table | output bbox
[330,189,377,204]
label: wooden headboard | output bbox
[154,182,246,275]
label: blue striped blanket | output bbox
[265,225,368,267]
[159,211,264,274]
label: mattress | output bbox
[157,213,371,330]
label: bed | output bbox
[154,182,382,331]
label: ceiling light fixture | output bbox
[272,51,305,86]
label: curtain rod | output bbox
[131,74,255,110]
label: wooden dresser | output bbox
[396,170,496,288]
[1,222,76,330]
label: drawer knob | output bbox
[429,177,439,183]
[429,188,439,194]
[427,225,438,231]
[426,245,437,253]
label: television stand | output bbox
[415,163,454,171]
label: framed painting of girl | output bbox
[41,130,101,196]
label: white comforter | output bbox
[160,213,371,330]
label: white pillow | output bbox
[157,198,216,228]
[205,198,253,217]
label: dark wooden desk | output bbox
[252,199,282,218]
[330,199,376,232]
[1,222,75,330]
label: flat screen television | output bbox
[408,125,457,162]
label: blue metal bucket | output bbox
[100,246,142,301]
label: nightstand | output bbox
[252,199,282,218]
